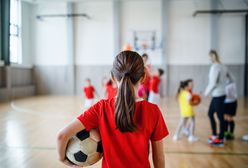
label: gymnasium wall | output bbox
[0,67,35,101]
[74,1,114,65]
[120,0,163,65]
[22,2,33,66]
[0,2,35,101]
[166,0,245,96]
[22,0,246,96]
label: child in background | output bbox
[188,79,193,94]
[138,53,151,100]
[57,51,168,168]
[102,77,117,99]
[148,68,164,105]
[83,78,96,109]
[137,84,147,100]
[142,53,152,71]
[173,80,199,142]
[224,74,238,140]
[242,134,248,141]
[181,79,201,136]
[181,79,193,137]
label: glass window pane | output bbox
[9,0,21,64]
[10,24,18,36]
[10,36,18,63]
[10,0,18,24]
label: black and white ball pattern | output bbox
[66,129,103,166]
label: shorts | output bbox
[224,101,237,116]
[84,98,94,108]
[148,91,160,105]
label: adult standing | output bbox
[204,50,228,147]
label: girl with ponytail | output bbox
[57,51,169,168]
[173,79,199,142]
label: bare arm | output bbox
[57,119,85,166]
[152,139,165,168]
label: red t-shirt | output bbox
[149,76,161,93]
[83,86,95,99]
[77,98,168,168]
[106,84,117,99]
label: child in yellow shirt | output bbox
[173,79,199,142]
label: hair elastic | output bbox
[124,72,130,77]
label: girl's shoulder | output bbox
[139,100,158,108]
[178,90,191,99]
[137,100,161,116]
[98,98,115,105]
[98,98,160,113]
[179,90,189,95]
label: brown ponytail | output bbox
[176,80,191,98]
[111,51,145,132]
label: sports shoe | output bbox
[225,132,234,140]
[209,138,224,147]
[242,134,248,141]
[208,135,217,144]
[182,128,190,137]
[173,135,179,141]
[188,135,199,142]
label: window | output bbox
[10,0,21,64]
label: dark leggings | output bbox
[208,96,226,139]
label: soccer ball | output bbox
[66,129,103,166]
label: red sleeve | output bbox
[77,100,103,131]
[92,86,95,92]
[150,106,169,141]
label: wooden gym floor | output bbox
[0,96,248,168]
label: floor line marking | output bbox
[1,145,248,156]
[165,151,248,156]
[10,101,248,121]
[10,101,75,119]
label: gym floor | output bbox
[0,96,247,168]
[0,0,248,167]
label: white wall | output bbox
[167,0,245,65]
[74,1,114,65]
[21,2,33,66]
[167,0,211,65]
[29,0,246,66]
[18,0,247,96]
[218,15,245,64]
[121,0,162,65]
[32,2,68,66]
[31,1,114,66]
